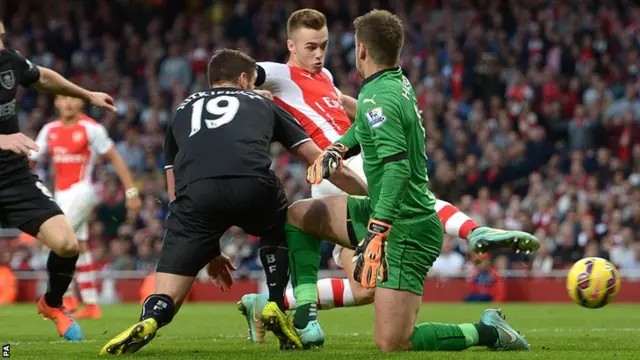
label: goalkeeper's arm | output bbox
[368,106,410,224]
[372,156,410,223]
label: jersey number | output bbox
[189,96,240,137]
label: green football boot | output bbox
[480,309,530,351]
[468,226,540,254]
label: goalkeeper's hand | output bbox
[306,143,348,184]
[352,219,391,288]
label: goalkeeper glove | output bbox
[352,219,391,288]
[306,143,349,184]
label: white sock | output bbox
[75,251,98,304]
[285,278,355,310]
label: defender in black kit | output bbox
[0,21,118,341]
[100,48,367,356]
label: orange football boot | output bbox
[62,295,79,313]
[75,304,102,319]
[37,297,83,341]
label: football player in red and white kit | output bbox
[239,9,539,344]
[30,95,141,319]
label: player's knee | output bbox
[77,240,89,253]
[375,336,406,353]
[48,228,79,257]
[286,200,308,227]
[37,215,79,256]
[53,237,79,257]
[353,287,375,305]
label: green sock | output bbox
[285,222,321,329]
[459,323,479,347]
[473,322,498,347]
[410,323,471,351]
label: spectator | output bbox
[531,228,554,275]
[464,254,505,303]
[0,0,638,278]
[567,105,596,151]
[158,44,192,91]
[431,235,465,277]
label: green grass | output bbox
[0,303,638,359]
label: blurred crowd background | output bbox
[0,0,639,281]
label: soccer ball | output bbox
[566,257,621,309]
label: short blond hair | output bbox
[287,9,327,38]
[354,10,404,67]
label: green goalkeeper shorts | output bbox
[347,195,443,295]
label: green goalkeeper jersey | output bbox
[338,67,436,222]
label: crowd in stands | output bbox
[0,0,639,281]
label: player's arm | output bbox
[352,93,410,288]
[294,141,367,195]
[34,68,114,111]
[254,62,290,89]
[89,123,141,217]
[6,49,117,112]
[272,103,367,195]
[164,119,178,203]
[340,94,358,123]
[103,148,138,198]
[366,95,410,223]
[28,125,50,168]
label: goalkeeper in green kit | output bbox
[265,9,533,353]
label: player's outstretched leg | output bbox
[35,215,83,341]
[282,196,355,349]
[435,199,540,253]
[100,272,189,355]
[284,222,324,349]
[283,277,370,311]
[407,312,530,351]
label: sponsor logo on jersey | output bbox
[0,70,14,90]
[365,107,385,128]
[363,95,376,105]
[52,146,87,163]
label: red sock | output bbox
[435,199,479,239]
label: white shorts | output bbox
[54,182,98,241]
[311,154,367,268]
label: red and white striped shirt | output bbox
[30,115,113,191]
[257,62,350,149]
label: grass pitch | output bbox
[0,303,638,359]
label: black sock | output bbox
[140,294,175,328]
[474,322,499,347]
[259,245,289,311]
[44,252,78,308]
[293,303,317,329]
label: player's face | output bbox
[55,96,84,119]
[0,22,5,50]
[354,35,366,78]
[287,27,329,74]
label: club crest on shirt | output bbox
[73,131,84,143]
[0,70,15,90]
[366,107,385,128]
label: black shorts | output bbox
[157,176,288,277]
[0,174,64,237]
